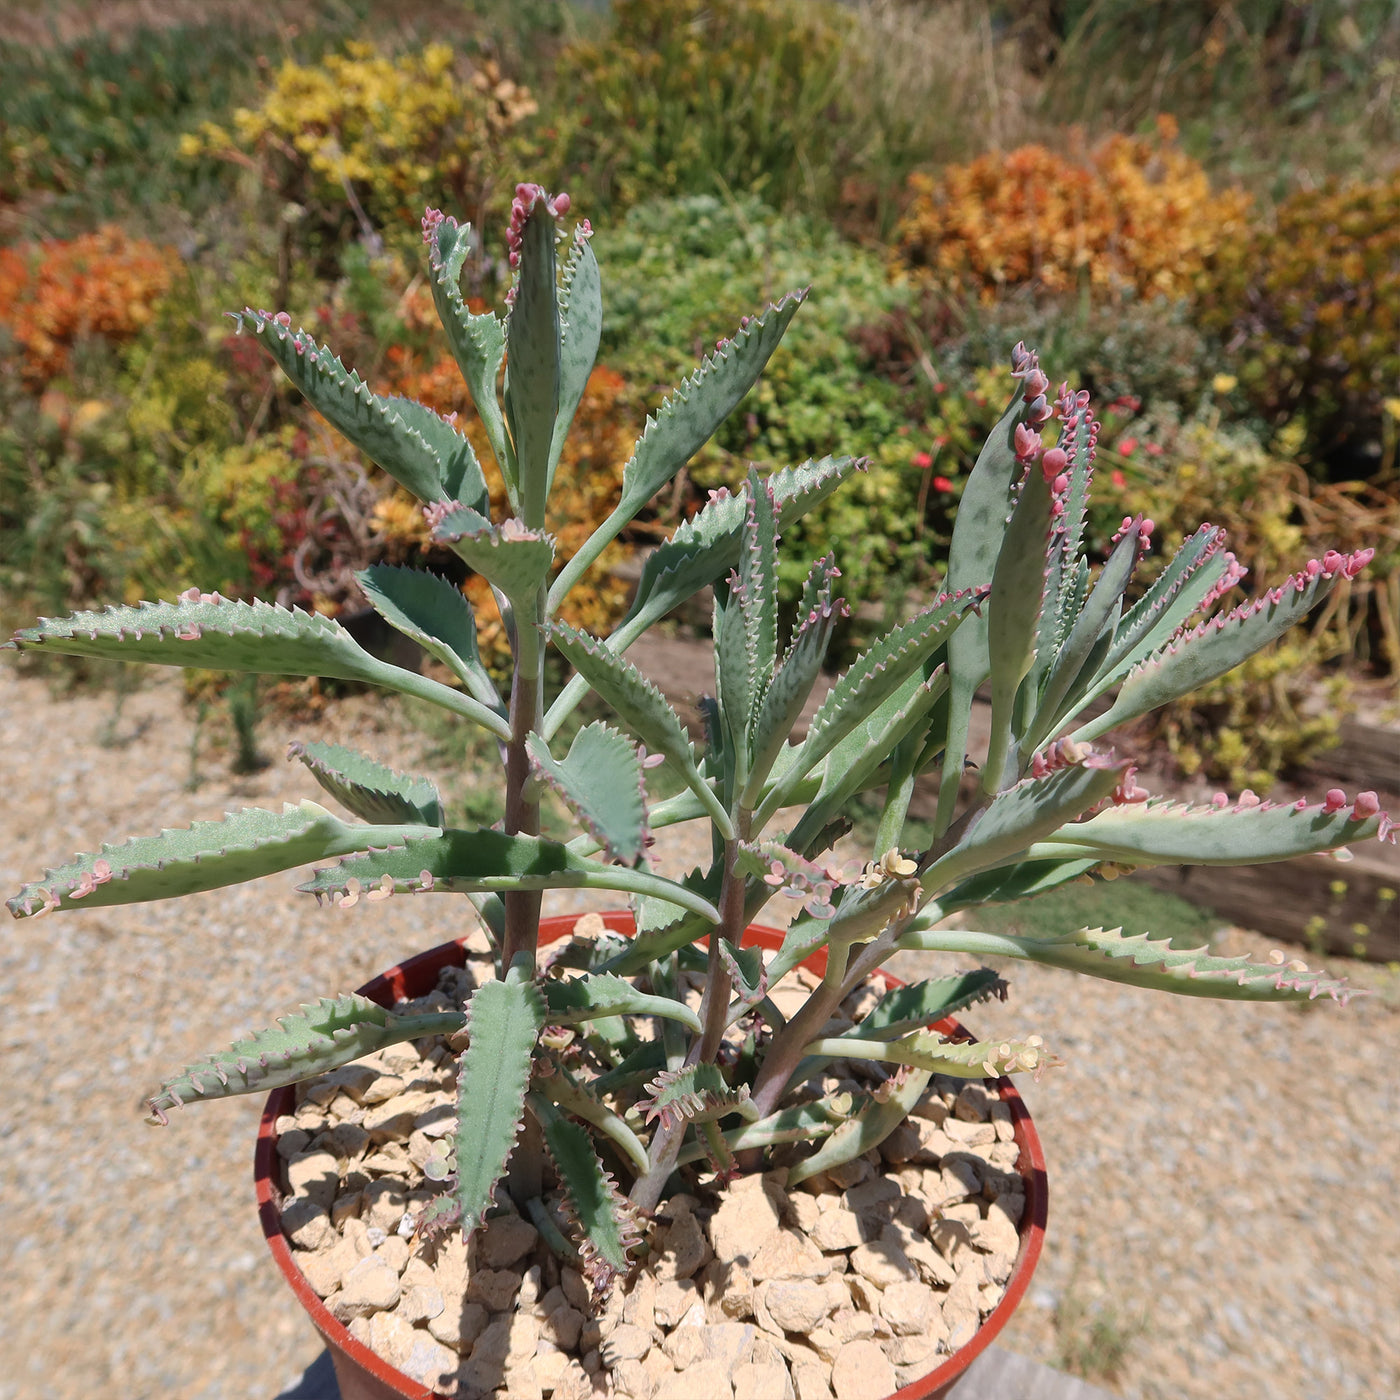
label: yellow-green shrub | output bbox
[896,117,1251,301]
[181,42,537,247]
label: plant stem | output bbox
[501,587,545,974]
[630,817,750,1212]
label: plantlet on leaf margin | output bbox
[6,183,1391,1311]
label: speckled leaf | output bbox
[424,214,513,492]
[1035,791,1391,866]
[847,970,1008,1040]
[505,202,561,524]
[455,972,544,1238]
[786,1069,930,1186]
[288,740,443,826]
[430,508,555,604]
[231,309,480,506]
[542,972,701,1033]
[527,722,648,865]
[145,994,465,1122]
[907,925,1357,1003]
[7,800,423,917]
[548,235,602,491]
[356,565,499,707]
[618,294,805,518]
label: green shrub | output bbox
[548,0,850,217]
[0,23,282,224]
[595,196,922,609]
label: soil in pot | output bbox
[259,918,1045,1400]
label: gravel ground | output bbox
[1,664,1396,1400]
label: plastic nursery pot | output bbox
[255,913,1048,1400]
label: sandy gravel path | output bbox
[1,664,1395,1400]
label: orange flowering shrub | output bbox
[0,228,176,387]
[896,118,1250,300]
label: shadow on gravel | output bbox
[274,1349,339,1400]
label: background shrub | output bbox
[895,117,1252,301]
[1195,170,1400,471]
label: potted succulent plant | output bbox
[6,185,1391,1400]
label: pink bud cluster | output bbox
[1283,547,1375,593]
[504,184,571,304]
[1199,547,1249,608]
[1111,765,1150,804]
[1029,736,1093,778]
[422,500,460,531]
[421,207,448,244]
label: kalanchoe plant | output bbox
[7,185,1392,1304]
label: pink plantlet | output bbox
[1052,473,1070,494]
[552,191,571,215]
[1026,394,1050,424]
[1014,423,1042,460]
[640,750,666,770]
[1322,789,1348,814]
[1112,767,1149,804]
[180,586,202,603]
[92,859,112,886]
[1322,550,1344,575]
[1351,791,1381,821]
[1040,446,1068,481]
[273,311,291,328]
[366,874,394,904]
[176,625,202,641]
[419,870,435,892]
[337,877,362,910]
[1236,790,1261,808]
[421,207,446,242]
[1343,547,1374,578]
[1212,792,1230,808]
[1022,368,1049,400]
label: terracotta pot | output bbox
[256,913,1047,1400]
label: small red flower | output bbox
[1117,437,1139,457]
[1144,441,1163,457]
[912,451,934,469]
[1111,469,1127,488]
[933,476,954,493]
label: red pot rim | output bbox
[255,912,1047,1400]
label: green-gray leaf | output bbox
[288,741,444,826]
[527,723,647,865]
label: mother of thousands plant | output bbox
[7,186,1392,1300]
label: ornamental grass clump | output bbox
[7,186,1392,1302]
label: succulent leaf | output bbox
[536,1094,645,1300]
[542,971,702,1034]
[145,994,464,1123]
[232,309,482,507]
[527,722,648,866]
[423,212,513,492]
[288,740,444,826]
[4,594,508,736]
[549,234,602,491]
[356,565,499,708]
[738,469,780,713]
[764,589,982,819]
[676,1100,849,1165]
[984,465,1055,790]
[429,508,555,604]
[1025,521,1139,751]
[505,192,562,524]
[932,855,1102,914]
[454,972,545,1239]
[8,800,421,918]
[847,970,1009,1040]
[1035,790,1393,866]
[636,1063,759,1130]
[617,293,805,518]
[936,364,1040,830]
[905,925,1357,1003]
[532,1073,650,1177]
[744,553,844,805]
[786,1067,931,1186]
[1074,557,1363,742]
[922,756,1126,894]
[805,1032,1051,1079]
[299,829,722,922]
